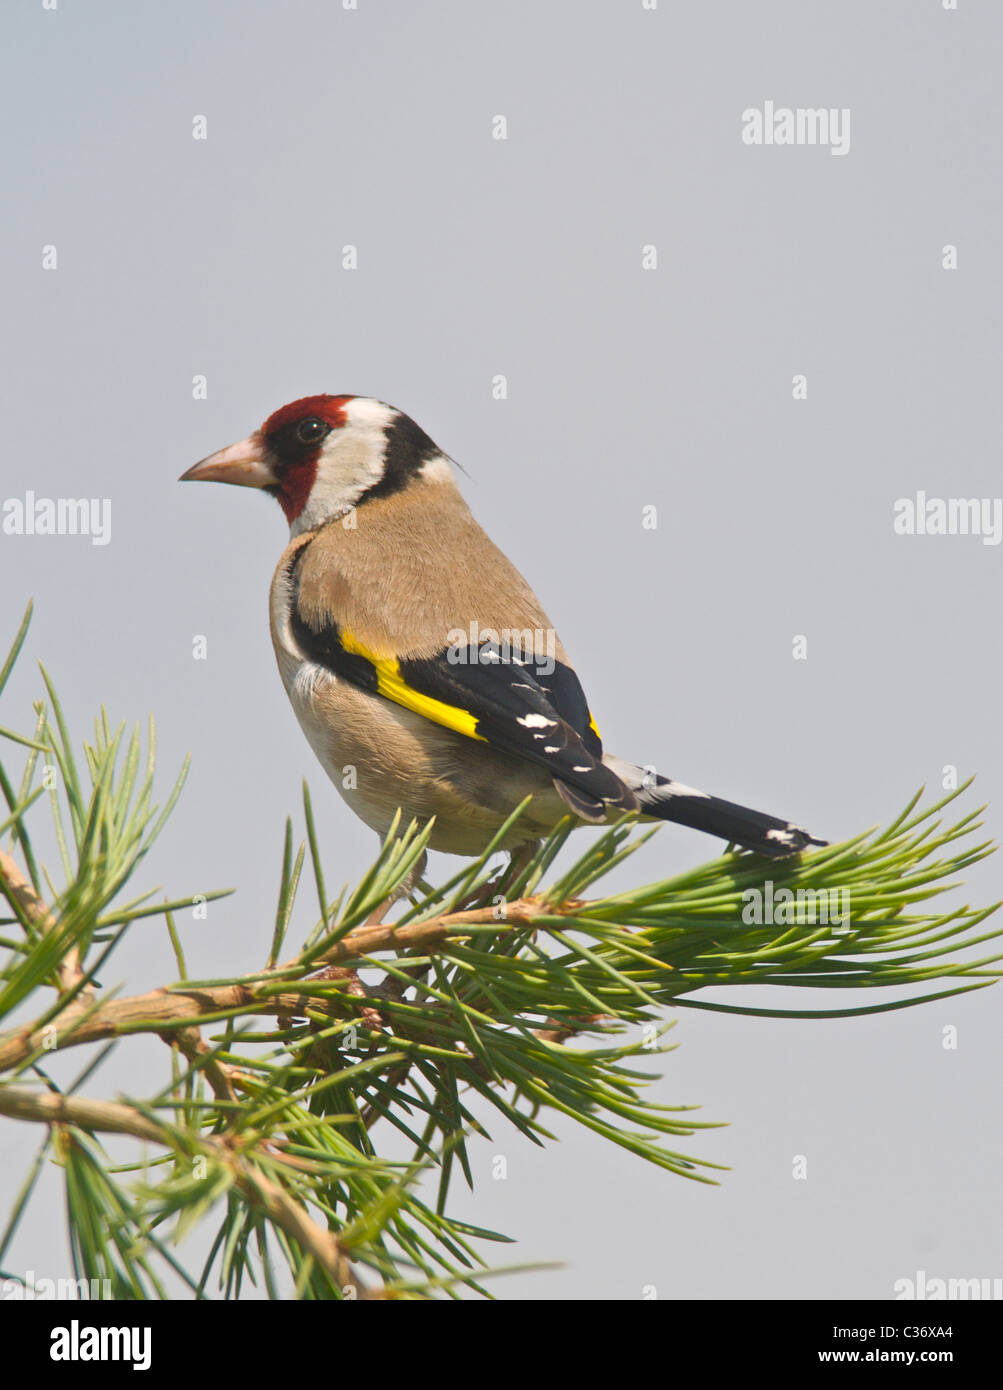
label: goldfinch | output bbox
[181,395,825,859]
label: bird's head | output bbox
[180,394,448,533]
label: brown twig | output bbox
[0,1084,374,1298]
[164,1026,241,1104]
[0,898,546,1074]
[309,966,385,1034]
[0,848,89,996]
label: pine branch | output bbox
[1,603,1000,1298]
[0,1085,370,1297]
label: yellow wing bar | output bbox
[340,629,485,742]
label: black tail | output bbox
[604,757,826,859]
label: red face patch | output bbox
[259,395,355,522]
[261,394,353,436]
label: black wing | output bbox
[289,603,636,820]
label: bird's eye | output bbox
[295,418,327,445]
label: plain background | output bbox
[1,0,1001,1299]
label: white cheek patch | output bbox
[289,400,397,537]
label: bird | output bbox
[180,394,825,864]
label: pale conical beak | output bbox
[179,431,277,488]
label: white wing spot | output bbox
[518,714,557,728]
